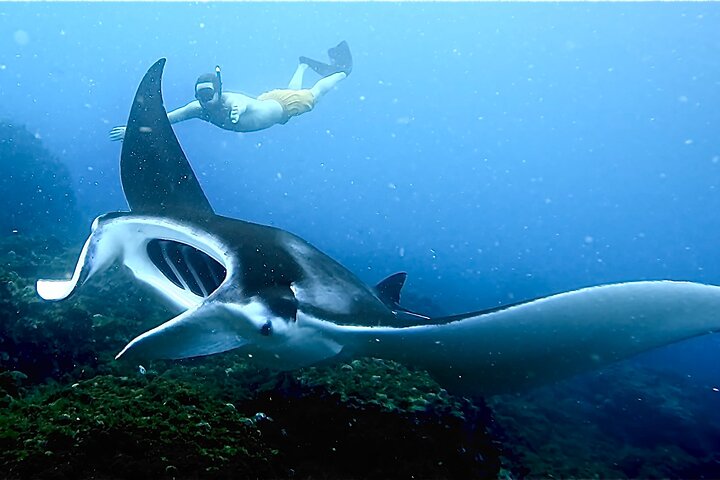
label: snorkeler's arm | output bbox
[109,101,205,142]
[167,101,205,124]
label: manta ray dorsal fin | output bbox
[374,272,407,307]
[373,272,432,324]
[121,58,214,217]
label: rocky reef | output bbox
[0,236,503,479]
[3,233,720,479]
[2,231,719,479]
[489,360,720,479]
[0,121,82,238]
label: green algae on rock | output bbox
[0,375,279,479]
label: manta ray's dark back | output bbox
[120,58,214,217]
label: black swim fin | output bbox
[300,40,353,76]
[327,40,352,75]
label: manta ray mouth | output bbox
[146,239,227,298]
[108,216,233,310]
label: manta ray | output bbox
[36,59,720,396]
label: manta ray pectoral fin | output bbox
[115,301,247,361]
[121,57,214,217]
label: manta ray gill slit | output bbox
[146,239,226,298]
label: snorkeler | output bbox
[109,41,352,140]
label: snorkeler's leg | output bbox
[309,72,347,104]
[288,63,309,90]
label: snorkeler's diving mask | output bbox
[195,68,222,103]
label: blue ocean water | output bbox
[2,1,720,467]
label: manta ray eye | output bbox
[260,321,272,336]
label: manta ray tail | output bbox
[327,281,720,396]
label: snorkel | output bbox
[215,65,222,98]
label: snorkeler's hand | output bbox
[109,126,126,142]
[230,105,241,124]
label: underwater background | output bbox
[1,2,720,478]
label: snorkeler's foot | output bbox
[299,41,353,77]
[299,56,337,77]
